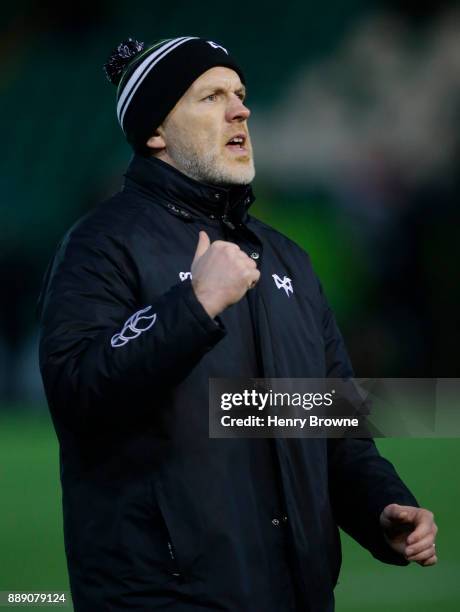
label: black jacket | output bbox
[38,155,418,612]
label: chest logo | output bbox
[272,274,294,297]
[179,271,192,281]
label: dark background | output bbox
[1,1,459,610]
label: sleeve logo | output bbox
[111,306,157,348]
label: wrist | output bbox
[192,284,223,319]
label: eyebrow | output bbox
[198,84,247,97]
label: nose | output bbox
[226,95,251,123]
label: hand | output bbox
[191,231,260,318]
[380,503,438,566]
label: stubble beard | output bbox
[165,135,256,187]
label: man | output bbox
[38,37,437,611]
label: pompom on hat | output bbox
[103,36,245,155]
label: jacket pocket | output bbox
[151,481,184,580]
[164,524,182,579]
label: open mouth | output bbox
[226,134,248,153]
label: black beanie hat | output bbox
[104,36,246,155]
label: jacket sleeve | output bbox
[38,228,226,432]
[319,279,419,565]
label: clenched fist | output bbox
[191,231,260,318]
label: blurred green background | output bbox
[2,0,460,609]
[1,413,458,610]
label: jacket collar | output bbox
[123,154,255,222]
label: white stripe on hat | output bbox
[117,37,187,122]
[117,36,198,128]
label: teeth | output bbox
[229,137,244,144]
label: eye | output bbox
[204,93,218,102]
[236,92,246,102]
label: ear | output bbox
[146,128,166,152]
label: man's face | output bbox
[150,66,255,186]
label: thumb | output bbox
[381,503,414,524]
[193,231,211,263]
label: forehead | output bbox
[191,66,244,91]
